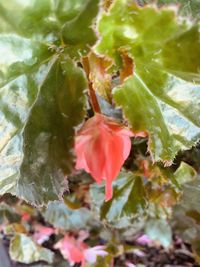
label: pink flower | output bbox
[33,225,54,244]
[75,113,133,201]
[54,234,107,267]
[126,262,136,267]
[133,249,145,257]
[21,212,30,222]
[84,246,108,264]
[136,234,152,246]
[54,235,84,264]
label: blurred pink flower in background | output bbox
[54,234,107,267]
[126,262,136,267]
[33,225,54,244]
[136,234,152,246]
[133,248,146,257]
[21,212,31,222]
[83,246,108,264]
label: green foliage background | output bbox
[0,0,200,266]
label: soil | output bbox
[124,246,200,267]
[121,236,200,267]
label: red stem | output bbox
[82,56,101,113]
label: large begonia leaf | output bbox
[0,0,102,205]
[62,0,100,57]
[0,50,87,205]
[0,0,99,47]
[0,36,88,207]
[95,1,200,163]
[43,201,92,230]
[9,233,54,264]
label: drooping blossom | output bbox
[75,113,134,201]
[54,234,107,267]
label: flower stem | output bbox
[82,56,101,113]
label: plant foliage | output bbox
[0,0,200,266]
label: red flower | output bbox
[75,113,134,201]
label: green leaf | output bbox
[137,0,200,19]
[157,0,200,20]
[145,218,172,248]
[9,233,54,264]
[0,37,87,205]
[43,201,92,230]
[62,0,100,56]
[172,178,200,255]
[174,162,196,185]
[0,0,100,60]
[0,34,50,84]
[90,172,147,228]
[0,203,21,224]
[95,1,200,163]
[0,0,99,43]
[0,1,60,40]
[86,255,113,267]
[0,0,105,206]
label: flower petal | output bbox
[84,246,108,263]
[54,235,83,263]
[104,134,124,200]
[75,135,92,172]
[84,126,108,184]
[33,225,54,245]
